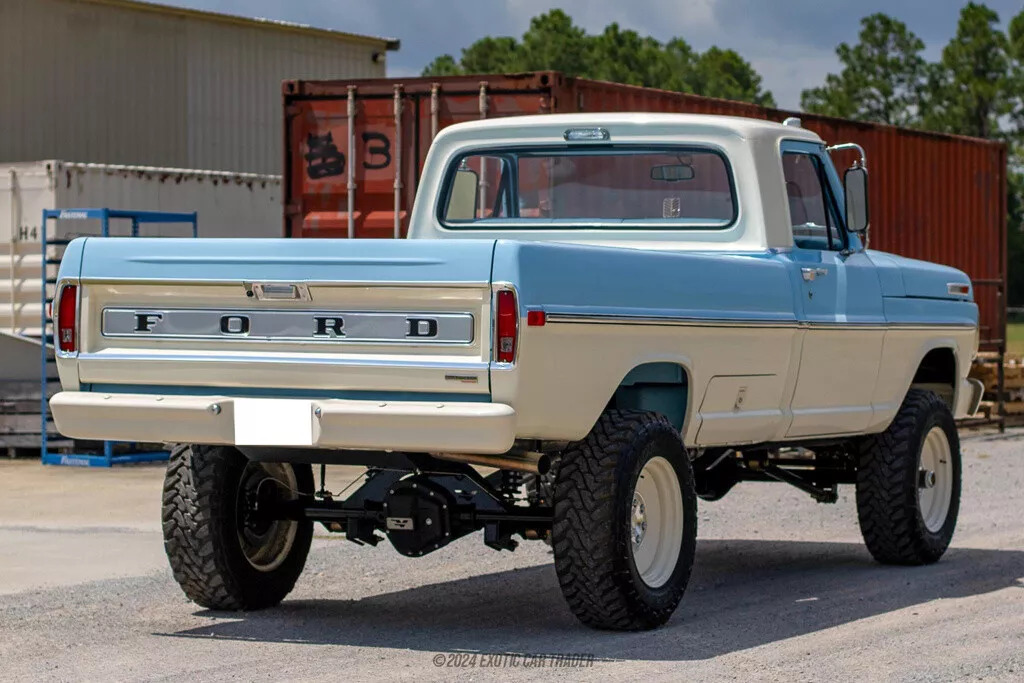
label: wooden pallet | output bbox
[0,378,61,449]
[970,353,1023,394]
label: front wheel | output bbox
[552,410,698,630]
[855,389,961,565]
[162,444,314,610]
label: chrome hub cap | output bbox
[630,456,684,588]
[918,427,953,533]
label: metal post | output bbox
[998,284,1006,432]
[478,82,489,218]
[393,85,404,239]
[430,83,440,140]
[39,210,48,462]
[347,86,357,240]
[8,169,18,334]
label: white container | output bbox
[1,160,283,335]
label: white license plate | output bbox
[233,398,314,446]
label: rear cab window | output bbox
[439,147,737,230]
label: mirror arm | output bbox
[826,142,866,169]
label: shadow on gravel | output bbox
[162,540,1024,661]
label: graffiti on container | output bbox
[305,132,345,179]
[361,132,392,170]
[303,131,395,179]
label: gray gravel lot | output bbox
[1,429,1022,682]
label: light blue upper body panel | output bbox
[64,237,498,284]
[60,236,977,330]
[492,240,975,328]
[493,240,798,323]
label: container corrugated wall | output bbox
[0,0,390,174]
[283,72,1007,349]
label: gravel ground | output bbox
[1,428,1022,682]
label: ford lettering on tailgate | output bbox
[101,309,474,343]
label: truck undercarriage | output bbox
[237,440,863,564]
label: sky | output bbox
[164,0,1024,109]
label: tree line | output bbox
[422,10,775,106]
[422,4,1024,304]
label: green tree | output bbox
[658,38,699,92]
[1005,9,1024,152]
[460,37,521,74]
[421,54,462,77]
[800,13,927,125]
[922,2,1009,138]
[419,10,775,106]
[1007,172,1024,308]
[694,47,776,107]
[587,23,646,85]
[518,10,589,75]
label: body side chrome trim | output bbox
[77,351,490,371]
[544,312,976,331]
[79,278,492,288]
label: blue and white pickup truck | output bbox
[49,113,983,630]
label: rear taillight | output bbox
[495,289,518,363]
[56,284,78,353]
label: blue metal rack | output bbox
[40,208,199,467]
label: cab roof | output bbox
[435,112,824,144]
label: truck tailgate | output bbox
[67,238,497,398]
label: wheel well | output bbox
[911,347,957,409]
[609,362,689,431]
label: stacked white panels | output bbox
[1,160,282,335]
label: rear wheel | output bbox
[855,389,961,565]
[162,444,314,610]
[552,410,697,630]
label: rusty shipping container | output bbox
[283,71,1007,350]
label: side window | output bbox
[782,153,844,250]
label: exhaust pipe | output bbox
[432,449,552,475]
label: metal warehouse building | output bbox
[0,0,398,174]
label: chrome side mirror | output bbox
[844,165,869,234]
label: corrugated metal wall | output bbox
[0,0,388,174]
[1,160,284,335]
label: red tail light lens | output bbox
[495,289,517,363]
[56,284,78,353]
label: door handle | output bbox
[801,267,828,282]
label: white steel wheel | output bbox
[856,389,961,566]
[918,426,953,533]
[630,455,685,588]
[237,462,300,573]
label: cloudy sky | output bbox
[165,0,1022,108]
